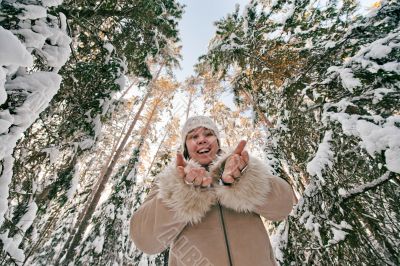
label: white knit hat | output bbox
[181,116,220,158]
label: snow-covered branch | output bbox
[339,171,394,200]
[306,130,334,184]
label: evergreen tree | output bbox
[0,1,71,263]
[0,0,183,264]
[201,0,399,264]
[59,75,179,265]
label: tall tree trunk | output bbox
[144,117,172,180]
[58,65,163,264]
[185,91,193,120]
[117,80,137,101]
[243,91,274,128]
[98,97,140,184]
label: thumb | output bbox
[233,140,247,155]
[177,166,185,178]
[176,153,186,168]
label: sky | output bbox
[175,0,249,82]
[174,0,377,82]
[171,0,377,118]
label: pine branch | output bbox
[340,171,396,201]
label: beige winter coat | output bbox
[130,154,294,266]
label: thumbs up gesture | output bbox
[176,153,212,187]
[221,140,249,184]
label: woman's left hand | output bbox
[221,140,249,184]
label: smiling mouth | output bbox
[197,148,211,155]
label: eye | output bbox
[205,130,214,136]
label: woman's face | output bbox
[185,127,219,166]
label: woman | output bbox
[130,116,294,266]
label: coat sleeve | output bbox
[212,155,294,221]
[130,162,217,254]
[129,184,187,254]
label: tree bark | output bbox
[58,64,163,264]
[243,90,274,128]
[143,117,172,180]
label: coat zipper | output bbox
[218,202,233,266]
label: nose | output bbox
[196,134,207,144]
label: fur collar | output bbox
[156,152,274,224]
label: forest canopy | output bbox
[0,0,399,265]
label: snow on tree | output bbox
[0,1,71,263]
[200,0,399,264]
[0,0,183,264]
[193,65,268,152]
[2,0,398,264]
[72,76,180,265]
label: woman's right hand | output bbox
[176,153,212,187]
